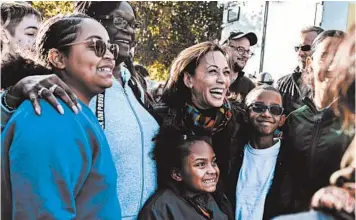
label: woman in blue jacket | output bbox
[1,14,121,219]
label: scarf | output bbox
[184,99,232,135]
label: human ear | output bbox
[306,56,313,74]
[278,114,286,127]
[183,72,193,89]
[48,48,66,69]
[171,168,182,182]
[1,28,10,44]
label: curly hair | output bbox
[152,122,212,189]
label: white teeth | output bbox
[98,67,112,72]
[203,179,215,184]
[210,88,224,93]
[117,40,130,44]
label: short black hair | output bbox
[1,2,42,36]
[74,1,137,21]
[245,85,282,107]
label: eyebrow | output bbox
[207,65,219,69]
[85,35,103,41]
[193,158,207,163]
[25,26,38,30]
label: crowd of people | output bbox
[1,2,354,220]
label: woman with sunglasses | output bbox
[225,85,294,220]
[1,14,122,219]
[1,2,160,219]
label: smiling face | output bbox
[101,1,136,62]
[229,37,251,72]
[62,18,115,102]
[186,51,231,109]
[247,90,285,136]
[7,14,41,55]
[177,141,219,194]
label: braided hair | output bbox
[36,13,91,68]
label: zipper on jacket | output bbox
[309,114,322,180]
[119,82,146,213]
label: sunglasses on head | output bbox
[61,38,119,60]
[294,45,311,52]
[97,15,142,30]
[248,103,284,116]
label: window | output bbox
[227,7,240,23]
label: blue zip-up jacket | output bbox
[89,67,160,220]
[1,99,121,219]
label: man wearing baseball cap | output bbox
[223,31,258,104]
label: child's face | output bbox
[177,141,220,194]
[247,90,286,136]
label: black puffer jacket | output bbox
[283,97,355,211]
[277,68,312,116]
[138,182,232,220]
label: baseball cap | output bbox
[222,31,258,46]
[257,72,274,85]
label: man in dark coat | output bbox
[276,26,324,115]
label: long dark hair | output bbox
[161,41,226,109]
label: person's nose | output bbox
[261,107,273,118]
[298,48,304,57]
[103,47,115,61]
[206,163,218,175]
[217,71,230,86]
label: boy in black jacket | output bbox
[227,85,294,220]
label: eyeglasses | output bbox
[60,38,119,60]
[294,45,311,52]
[229,45,254,57]
[248,103,284,116]
[97,15,142,30]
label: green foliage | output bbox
[132,1,223,80]
[147,61,170,81]
[30,1,223,81]
[31,1,74,20]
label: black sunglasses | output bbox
[294,45,311,52]
[61,38,119,60]
[248,103,284,116]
